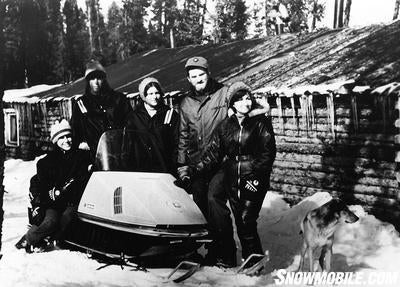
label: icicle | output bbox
[326,92,335,140]
[290,96,296,132]
[351,93,359,133]
[276,95,284,131]
[299,94,307,132]
[308,94,315,132]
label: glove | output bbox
[177,165,193,182]
[174,178,192,191]
[48,187,61,201]
[243,178,260,193]
[78,142,90,150]
[32,206,41,218]
[240,175,262,200]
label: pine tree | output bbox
[174,0,205,46]
[121,0,150,54]
[151,0,177,47]
[216,0,248,42]
[63,0,91,81]
[21,0,48,86]
[45,0,64,84]
[2,0,25,88]
[232,0,248,40]
[106,2,123,63]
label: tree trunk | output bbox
[169,28,175,48]
[199,0,207,39]
[0,0,6,255]
[338,0,344,28]
[311,0,317,30]
[86,0,94,52]
[394,0,400,20]
[333,0,338,28]
[344,0,352,27]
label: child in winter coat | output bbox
[179,82,276,261]
[16,119,91,252]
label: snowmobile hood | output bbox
[78,171,207,236]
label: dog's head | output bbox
[329,199,359,224]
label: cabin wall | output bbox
[4,100,73,159]
[4,97,138,160]
[265,91,400,227]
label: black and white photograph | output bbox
[0,0,400,286]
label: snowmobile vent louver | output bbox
[114,186,122,214]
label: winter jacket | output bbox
[125,102,179,173]
[71,87,132,155]
[177,78,230,165]
[37,148,92,211]
[195,113,276,192]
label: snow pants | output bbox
[189,168,237,266]
[26,206,77,246]
[229,190,266,260]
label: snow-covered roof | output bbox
[3,84,62,103]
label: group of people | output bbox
[16,56,276,269]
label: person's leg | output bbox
[208,169,236,267]
[26,208,59,246]
[236,193,266,260]
[189,175,208,218]
[53,205,78,241]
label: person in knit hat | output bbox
[184,81,276,264]
[125,77,179,174]
[70,59,132,160]
[16,119,92,252]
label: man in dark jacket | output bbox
[16,120,91,252]
[71,60,132,159]
[177,56,236,267]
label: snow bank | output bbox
[1,157,399,286]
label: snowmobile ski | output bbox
[236,253,269,276]
[164,260,200,283]
[64,239,200,282]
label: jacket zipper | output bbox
[237,123,243,199]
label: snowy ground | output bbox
[1,157,400,286]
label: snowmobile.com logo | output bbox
[274,269,399,285]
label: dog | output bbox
[298,198,359,272]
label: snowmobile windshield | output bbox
[94,129,168,173]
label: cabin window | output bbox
[4,108,19,147]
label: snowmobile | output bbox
[63,129,209,271]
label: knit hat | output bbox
[227,81,252,105]
[138,77,162,100]
[84,60,106,79]
[185,56,209,71]
[50,119,72,144]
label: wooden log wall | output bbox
[4,99,74,159]
[264,89,400,226]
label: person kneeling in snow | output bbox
[178,82,276,263]
[16,119,91,252]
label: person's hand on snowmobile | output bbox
[174,165,194,191]
[31,206,41,218]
